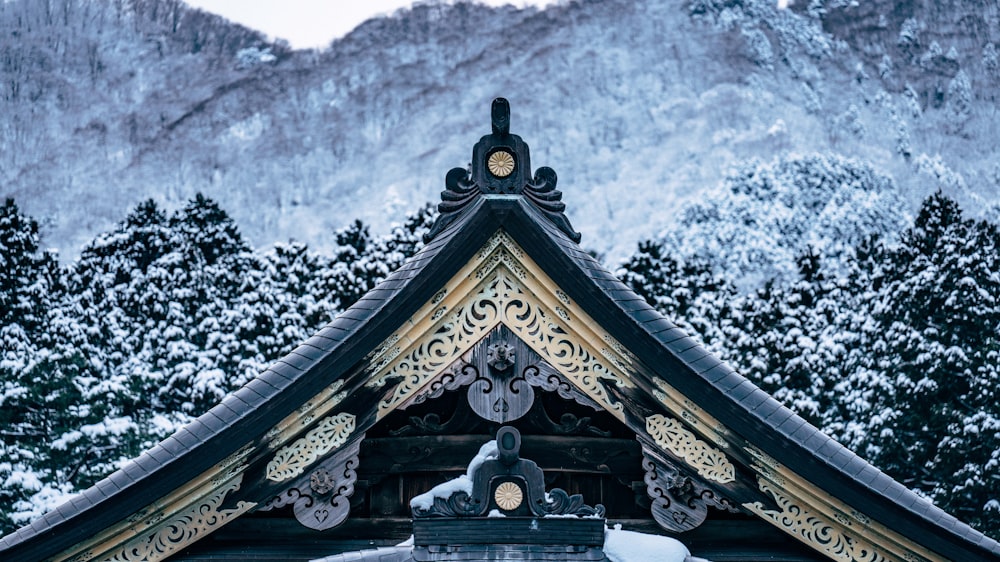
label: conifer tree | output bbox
[830,192,1000,535]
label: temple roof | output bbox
[2,99,999,562]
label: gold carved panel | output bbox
[266,412,356,482]
[744,478,901,562]
[366,262,632,421]
[645,414,735,484]
[96,476,255,562]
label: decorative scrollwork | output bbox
[368,266,631,420]
[646,415,735,484]
[103,476,255,561]
[744,478,893,562]
[523,166,581,243]
[526,399,612,438]
[267,412,356,482]
[412,491,480,518]
[522,364,602,410]
[642,452,739,533]
[539,488,606,518]
[260,442,361,531]
[423,166,483,242]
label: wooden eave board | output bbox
[1,197,998,562]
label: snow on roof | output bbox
[408,439,498,511]
[604,525,706,562]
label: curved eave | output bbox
[0,199,498,560]
[502,200,1000,562]
[2,196,998,562]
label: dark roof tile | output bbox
[282,350,318,371]
[775,415,807,438]
[742,389,771,412]
[715,372,746,393]
[829,447,854,470]
[700,363,734,383]
[789,422,815,442]
[816,438,843,459]
[763,405,795,427]
[856,465,882,487]
[667,338,701,356]
[690,354,722,375]
[628,307,662,324]
[655,327,690,345]
[95,476,120,496]
[246,373,280,395]
[728,380,757,403]
[802,430,830,451]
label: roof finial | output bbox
[423,98,581,244]
[491,98,511,135]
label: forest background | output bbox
[2,0,1000,542]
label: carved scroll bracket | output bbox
[259,440,362,531]
[394,324,609,429]
[641,448,739,533]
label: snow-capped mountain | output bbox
[2,0,997,263]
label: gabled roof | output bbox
[3,100,999,562]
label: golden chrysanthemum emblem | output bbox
[494,481,523,510]
[487,150,515,178]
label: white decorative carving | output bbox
[646,414,735,484]
[744,478,896,562]
[101,477,254,562]
[267,412,356,482]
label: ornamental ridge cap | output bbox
[423,98,582,244]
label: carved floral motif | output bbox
[645,414,735,484]
[267,412,356,482]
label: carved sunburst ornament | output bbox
[494,481,523,510]
[487,150,515,177]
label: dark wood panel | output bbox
[180,516,825,562]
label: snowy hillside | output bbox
[2,0,998,263]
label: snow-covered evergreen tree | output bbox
[665,153,910,290]
[829,192,1000,535]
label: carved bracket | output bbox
[399,325,605,427]
[258,439,362,531]
[641,447,739,533]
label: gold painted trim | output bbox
[645,414,735,484]
[744,448,943,562]
[95,476,255,562]
[744,478,896,562]
[365,230,634,422]
[58,452,256,562]
[264,380,348,450]
[652,376,730,449]
[266,412,356,482]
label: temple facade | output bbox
[1,99,998,562]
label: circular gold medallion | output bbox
[494,481,523,510]
[487,150,515,178]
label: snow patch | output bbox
[604,526,699,562]
[409,439,498,510]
